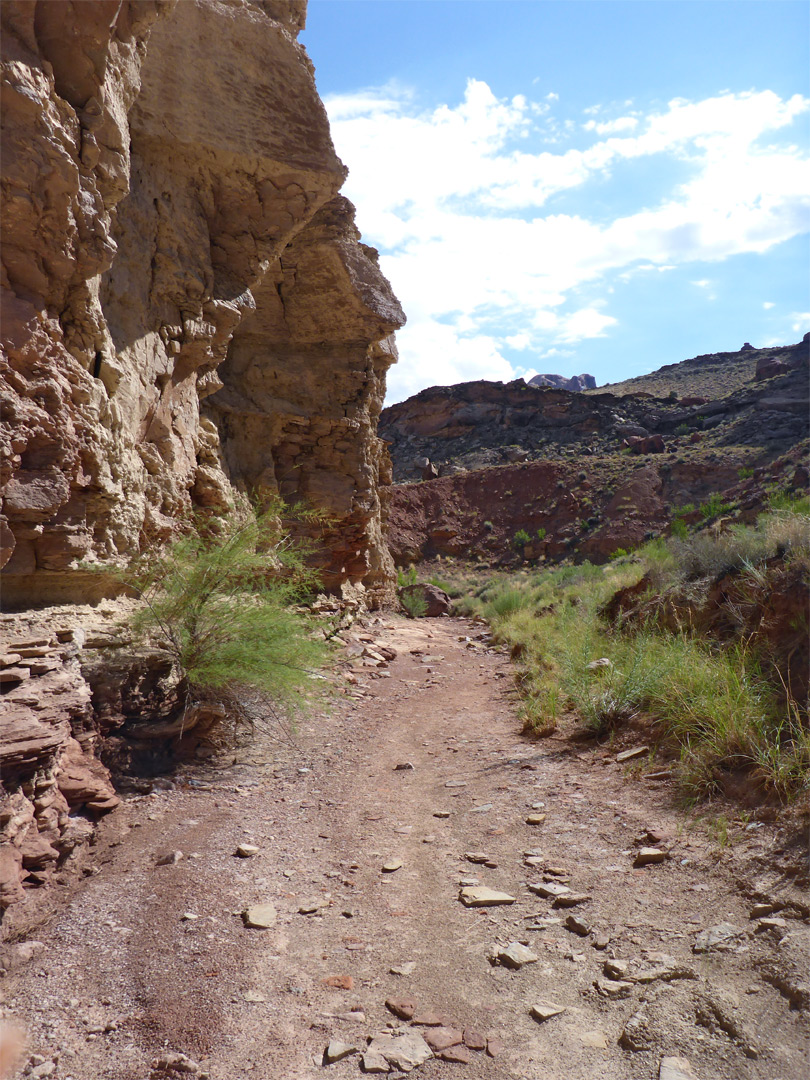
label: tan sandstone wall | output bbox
[0,0,403,912]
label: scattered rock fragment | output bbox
[389,961,416,976]
[463,1030,487,1051]
[659,1057,699,1080]
[423,1027,463,1052]
[411,1011,452,1027]
[385,997,416,1021]
[322,975,354,990]
[323,1040,357,1065]
[235,844,259,858]
[528,881,570,900]
[530,1001,566,1022]
[619,1009,652,1051]
[580,1030,609,1049]
[604,958,629,980]
[459,886,516,907]
[496,942,539,968]
[464,852,491,864]
[565,914,591,936]
[595,978,633,999]
[299,897,330,914]
[486,1037,504,1057]
[553,892,591,908]
[693,922,743,953]
[242,903,277,929]
[156,851,183,866]
[394,762,414,771]
[150,1052,201,1076]
[526,813,546,825]
[634,847,666,867]
[616,746,648,762]
[382,859,402,873]
[437,1045,472,1063]
[433,810,451,818]
[363,1031,432,1072]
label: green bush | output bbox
[738,466,754,480]
[699,493,731,520]
[123,504,327,736]
[536,527,547,541]
[674,423,690,436]
[670,517,689,539]
[512,529,532,549]
[399,587,428,618]
[397,565,418,587]
[769,489,810,515]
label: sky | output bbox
[301,1,810,404]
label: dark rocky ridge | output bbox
[380,339,808,483]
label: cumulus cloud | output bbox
[324,80,810,402]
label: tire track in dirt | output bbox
[4,617,808,1080]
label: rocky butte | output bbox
[0,0,404,910]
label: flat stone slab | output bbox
[530,1000,566,1022]
[660,1056,699,1080]
[324,1040,357,1064]
[528,881,570,899]
[382,859,403,873]
[459,887,516,907]
[616,746,649,762]
[526,814,547,825]
[364,1031,432,1073]
[241,903,277,929]
[693,922,743,953]
[634,847,666,867]
[497,942,539,968]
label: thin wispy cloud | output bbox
[325,81,810,402]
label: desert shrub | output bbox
[699,492,731,520]
[670,517,689,539]
[674,423,690,436]
[483,520,494,531]
[769,489,810,515]
[512,528,532,549]
[738,465,754,480]
[123,504,327,736]
[399,587,428,619]
[397,565,418,587]
[536,527,547,541]
[610,548,628,560]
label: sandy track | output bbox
[4,617,809,1080]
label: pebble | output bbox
[363,1031,432,1072]
[322,975,354,990]
[693,922,742,953]
[156,851,183,866]
[394,762,414,771]
[463,1030,487,1051]
[464,852,491,864]
[595,978,633,999]
[530,1000,566,1022]
[528,881,570,899]
[445,780,467,788]
[385,997,415,1020]
[526,814,546,825]
[433,810,451,818]
[565,914,591,936]
[236,844,260,858]
[299,897,329,914]
[242,903,277,929]
[459,886,516,907]
[423,1027,463,1052]
[554,892,592,908]
[438,1045,472,1063]
[634,847,666,867]
[497,942,539,969]
[659,1056,699,1080]
[323,1040,357,1064]
[750,902,779,918]
[180,912,199,921]
[389,962,416,976]
[382,859,402,873]
[486,1037,505,1057]
[616,746,648,762]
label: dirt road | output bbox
[4,617,809,1080]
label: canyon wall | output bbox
[0,0,404,913]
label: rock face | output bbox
[0,0,404,911]
[379,347,808,483]
[528,372,596,392]
[1,0,404,612]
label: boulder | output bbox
[398,583,451,617]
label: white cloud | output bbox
[763,301,776,309]
[790,312,810,333]
[324,80,810,402]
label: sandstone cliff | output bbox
[0,0,404,913]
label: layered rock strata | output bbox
[0,0,403,911]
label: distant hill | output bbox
[588,339,808,399]
[529,372,596,392]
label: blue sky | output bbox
[302,1,810,403]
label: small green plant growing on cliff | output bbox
[512,529,532,549]
[397,565,418,588]
[738,465,754,480]
[699,493,731,520]
[536,527,547,541]
[674,423,690,437]
[123,502,326,738]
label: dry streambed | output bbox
[2,618,808,1080]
